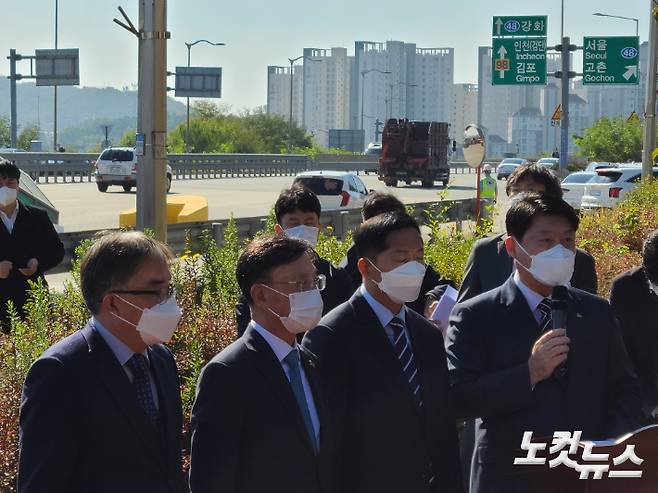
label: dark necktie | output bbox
[389,317,423,407]
[538,298,553,333]
[284,349,319,453]
[126,353,159,426]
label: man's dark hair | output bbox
[506,193,579,241]
[506,164,562,198]
[643,229,658,283]
[0,161,21,181]
[361,191,406,221]
[80,231,173,314]
[237,234,312,304]
[354,212,420,259]
[274,186,321,224]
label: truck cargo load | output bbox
[378,119,451,188]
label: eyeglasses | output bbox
[265,274,326,293]
[111,282,176,303]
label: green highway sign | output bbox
[492,37,547,85]
[583,36,639,85]
[492,16,547,37]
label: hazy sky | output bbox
[2,0,650,111]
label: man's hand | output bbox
[0,260,12,279]
[528,329,570,387]
[18,258,38,277]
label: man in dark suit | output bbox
[0,160,64,332]
[458,165,597,302]
[446,195,644,493]
[303,212,463,493]
[342,191,455,315]
[234,186,352,336]
[190,234,340,493]
[18,231,186,493]
[610,229,658,420]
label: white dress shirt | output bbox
[250,321,320,445]
[513,271,548,324]
[360,284,413,348]
[92,317,159,409]
[0,201,19,234]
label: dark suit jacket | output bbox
[343,243,455,316]
[457,233,597,302]
[610,267,658,418]
[446,278,644,493]
[302,291,463,493]
[18,322,186,493]
[189,324,340,493]
[234,255,353,337]
[0,202,64,331]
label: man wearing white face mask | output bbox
[303,212,463,493]
[234,186,352,337]
[0,160,64,332]
[190,234,340,493]
[446,194,643,493]
[18,231,186,493]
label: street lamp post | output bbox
[387,81,417,120]
[184,39,225,152]
[360,68,391,133]
[593,12,640,110]
[53,0,58,151]
[288,55,321,153]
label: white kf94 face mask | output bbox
[0,187,18,207]
[515,240,576,287]
[284,225,319,249]
[112,295,183,345]
[263,284,324,334]
[369,259,426,303]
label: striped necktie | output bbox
[537,298,553,333]
[388,317,423,407]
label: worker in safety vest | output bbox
[478,164,497,221]
[480,164,497,201]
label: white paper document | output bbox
[430,285,459,328]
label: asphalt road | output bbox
[40,172,503,232]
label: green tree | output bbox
[118,129,136,147]
[17,123,40,151]
[574,116,643,162]
[0,116,10,148]
[168,102,312,154]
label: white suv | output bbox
[293,171,370,210]
[94,147,172,193]
[580,166,658,210]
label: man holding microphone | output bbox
[445,194,644,493]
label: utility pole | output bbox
[556,37,576,177]
[137,0,168,241]
[642,0,658,180]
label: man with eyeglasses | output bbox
[190,234,340,493]
[458,164,597,303]
[234,185,352,337]
[18,231,186,493]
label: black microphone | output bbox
[552,285,568,378]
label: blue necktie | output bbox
[389,317,423,407]
[284,349,318,454]
[126,353,159,426]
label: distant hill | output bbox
[0,78,186,151]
